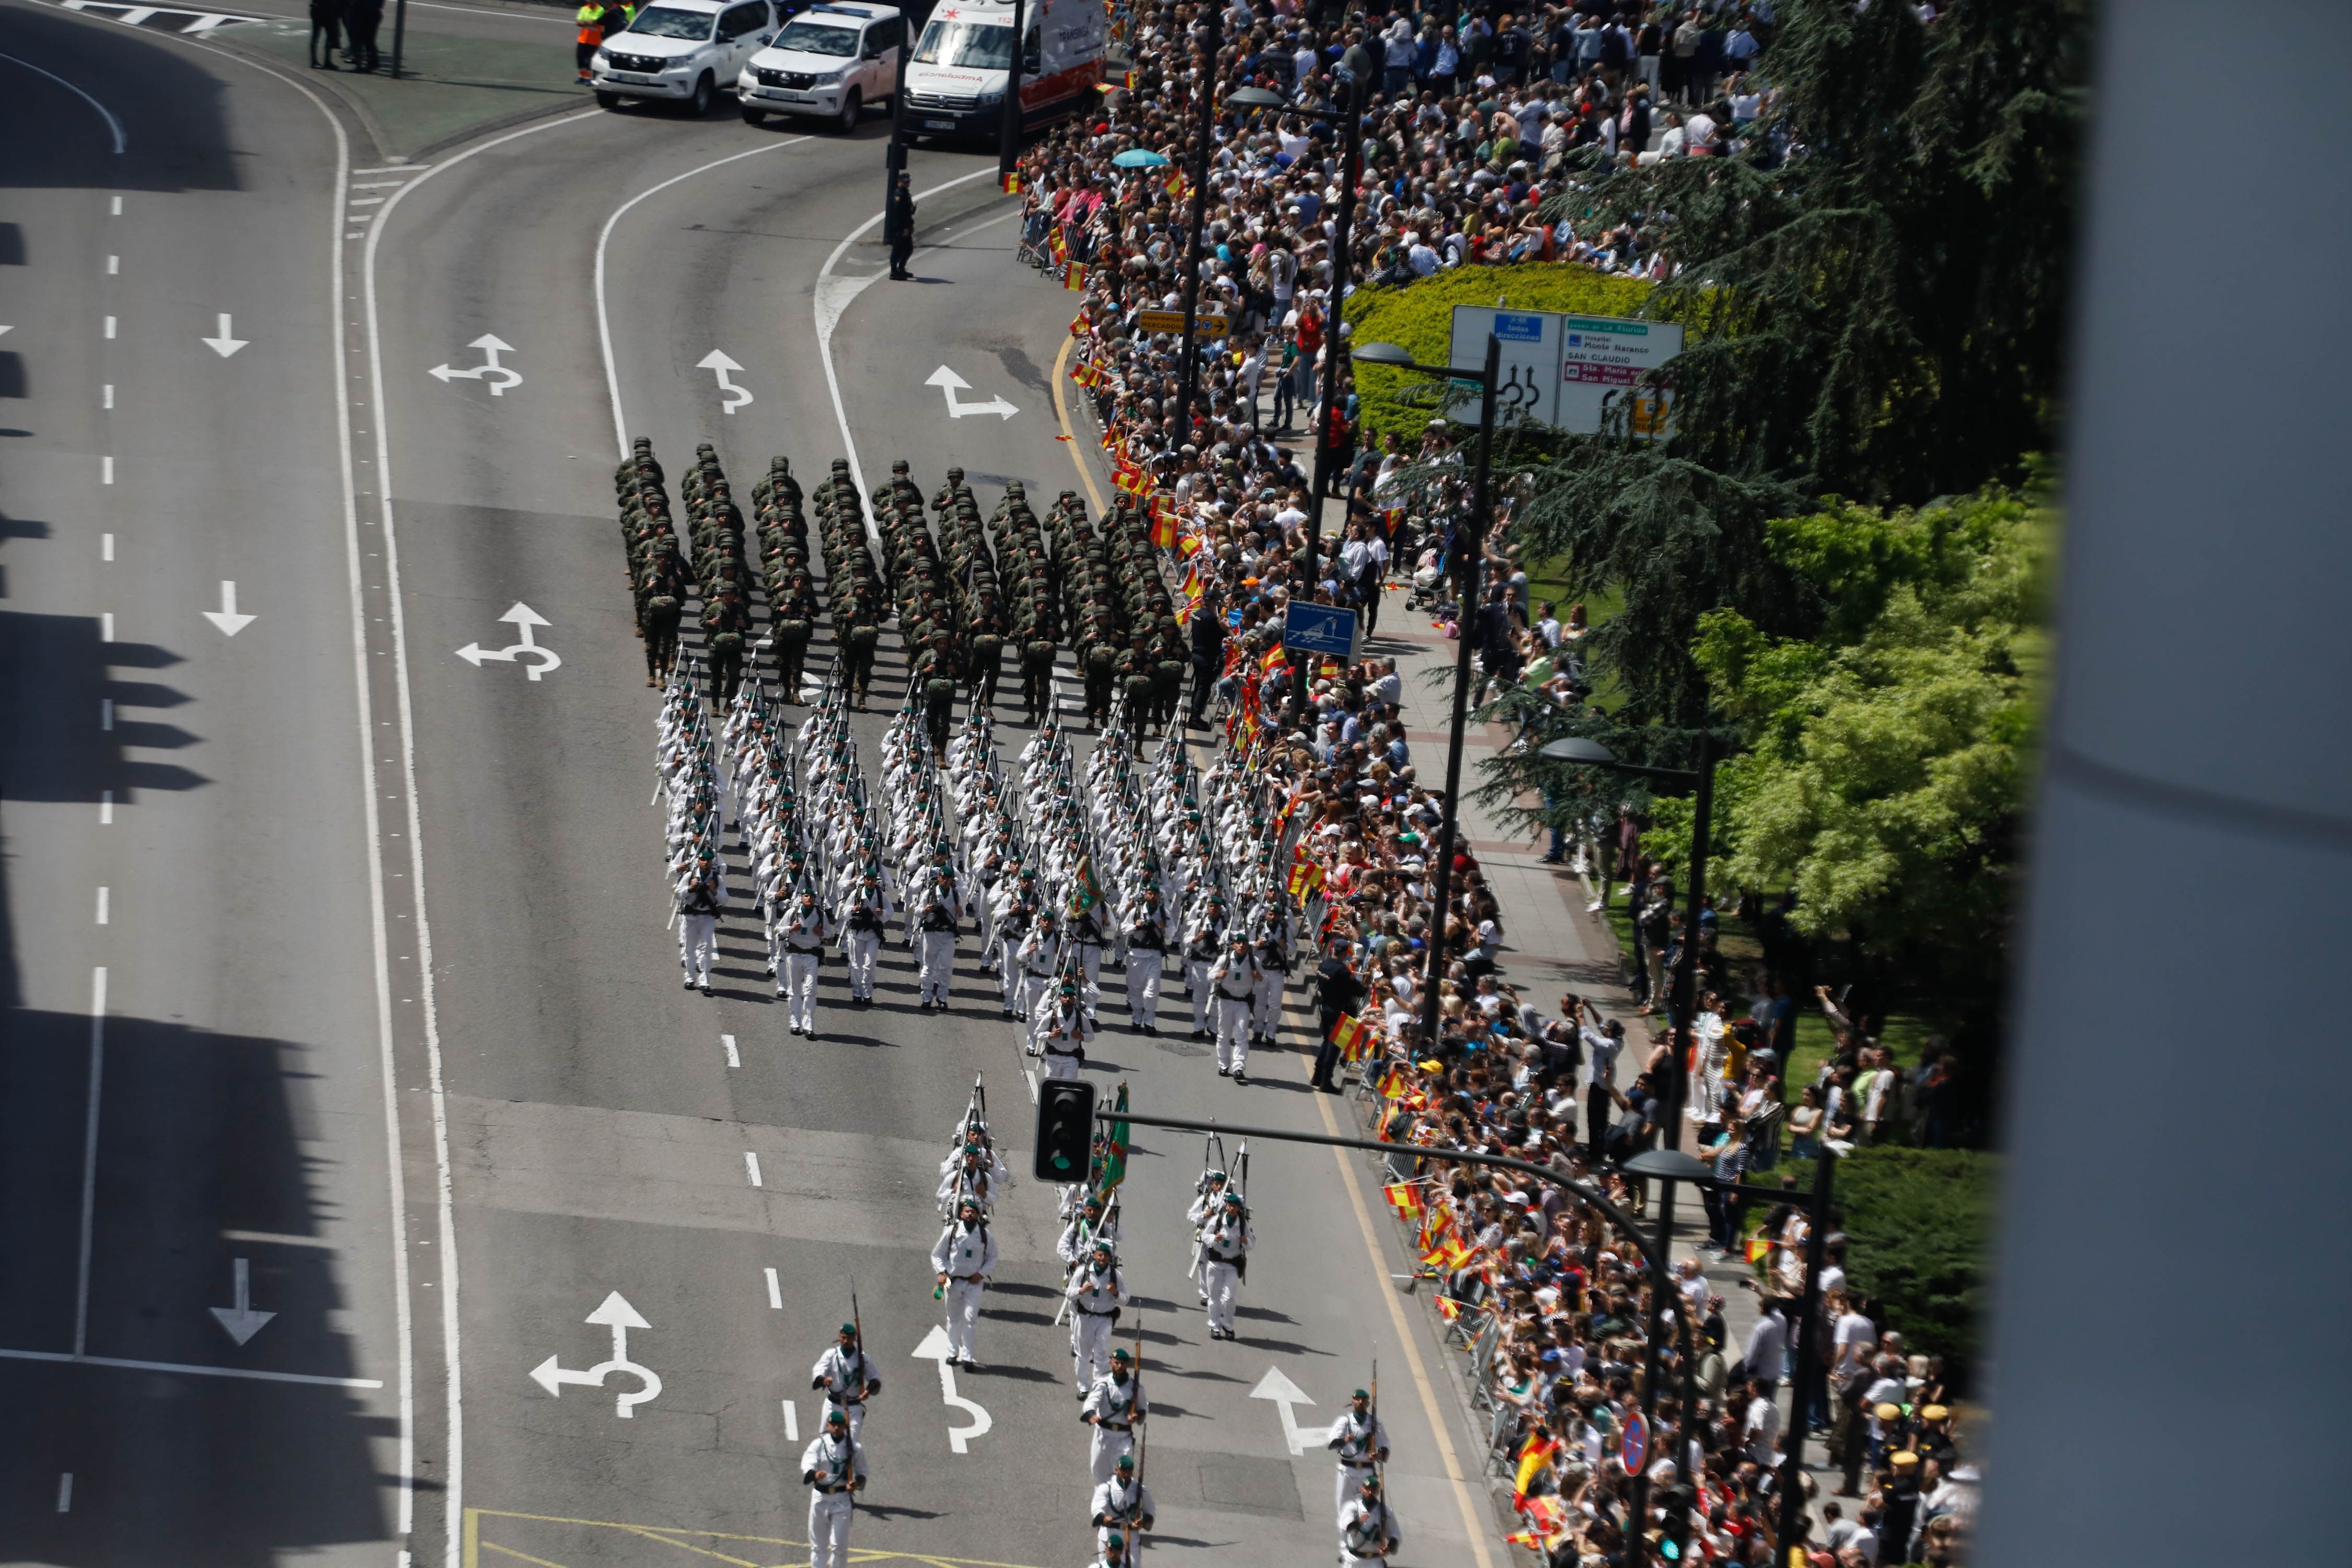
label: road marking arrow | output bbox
[201,312,248,358]
[925,365,1018,421]
[209,1257,276,1345]
[455,601,561,679]
[528,1290,662,1417]
[429,334,522,396]
[912,1324,994,1453]
[1249,1365,1319,1456]
[202,579,256,636]
[697,349,754,414]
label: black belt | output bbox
[1096,1419,1132,1431]
[1077,1305,1116,1317]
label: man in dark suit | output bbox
[1310,939,1369,1091]
[309,0,344,68]
[344,0,384,72]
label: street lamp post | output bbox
[1170,2,1223,443]
[1354,335,1502,1076]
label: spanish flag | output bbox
[1063,260,1089,292]
[1744,1237,1775,1264]
[1258,643,1286,676]
[1381,1180,1423,1221]
[1148,509,1179,549]
[1329,1011,1370,1061]
[1513,1434,1558,1503]
[1376,1062,1408,1099]
[1434,1296,1463,1322]
[1287,857,1324,901]
[1000,170,1021,194]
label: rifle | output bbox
[1232,1143,1251,1286]
[1122,1308,1149,1563]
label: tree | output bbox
[1509,0,2086,725]
[1689,488,2049,1002]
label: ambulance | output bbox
[897,0,1106,144]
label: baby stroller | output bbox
[1405,544,1447,612]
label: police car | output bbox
[590,0,780,116]
[737,2,903,134]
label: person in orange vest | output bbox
[575,2,607,83]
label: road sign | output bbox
[429,334,522,396]
[456,602,561,680]
[1281,601,1359,662]
[1620,1409,1647,1474]
[1449,306,1682,436]
[1249,1366,1319,1455]
[696,349,753,414]
[528,1290,662,1417]
[1136,308,1229,338]
[911,1324,994,1452]
[926,365,1019,420]
[209,1258,274,1345]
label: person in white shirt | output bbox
[800,1407,867,1568]
[1740,1374,1781,1464]
[928,1198,998,1367]
[1742,1296,1788,1392]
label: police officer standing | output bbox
[801,1406,867,1568]
[886,172,917,281]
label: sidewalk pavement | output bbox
[218,8,587,162]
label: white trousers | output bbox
[1203,1259,1240,1333]
[824,1399,866,1443]
[919,930,956,1004]
[678,914,716,984]
[1215,996,1253,1073]
[1042,1048,1082,1081]
[1186,959,1213,1032]
[1252,967,1283,1034]
[1126,951,1163,1026]
[998,940,1022,1007]
[806,1491,853,1568]
[942,1278,983,1359]
[785,952,820,1033]
[846,930,878,998]
[1022,974,1052,1035]
[1089,1421,1135,1485]
[1076,943,1101,1012]
[1070,1309,1113,1390]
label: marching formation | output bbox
[623,434,1409,1564]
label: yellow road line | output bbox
[465,1509,1056,1568]
[1050,333,1108,515]
[480,1543,573,1568]
[1312,1088,1502,1568]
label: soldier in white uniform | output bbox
[1056,1193,1118,1271]
[1090,1450,1156,1561]
[840,871,887,1005]
[1123,886,1168,1034]
[800,1406,866,1568]
[1198,1191,1252,1341]
[676,867,723,993]
[1064,1239,1131,1393]
[1040,979,1095,1080]
[810,1323,881,1443]
[1183,1169,1229,1303]
[928,1197,996,1368]
[1338,1474,1401,1565]
[1181,895,1225,1039]
[1324,1389,1391,1522]
[1208,936,1262,1081]
[1080,1346,1147,1483]
[781,888,831,1039]
[1018,913,1063,1046]
[915,890,958,1010]
[1087,1532,1132,1568]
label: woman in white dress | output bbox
[1687,991,1728,1125]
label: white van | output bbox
[738,1,906,133]
[591,0,779,117]
[899,0,1105,144]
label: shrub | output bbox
[1341,263,1658,444]
[1784,1146,1994,1383]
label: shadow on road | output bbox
[0,608,209,801]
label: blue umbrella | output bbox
[1112,148,1172,168]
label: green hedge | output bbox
[1341,263,1658,444]
[1781,1146,1995,1381]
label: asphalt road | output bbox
[1,7,1514,1566]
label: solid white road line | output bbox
[72,966,105,1357]
[765,1266,782,1309]
[0,51,126,154]
[0,1345,385,1388]
[591,136,812,460]
[812,165,1001,510]
[745,1151,763,1188]
[356,108,596,1564]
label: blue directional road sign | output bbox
[1282,601,1360,662]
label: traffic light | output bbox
[1658,1483,1696,1562]
[1033,1079,1095,1182]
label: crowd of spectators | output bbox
[1011,6,1974,1561]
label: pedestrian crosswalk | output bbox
[59,1,267,34]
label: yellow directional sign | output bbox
[1137,309,1229,338]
